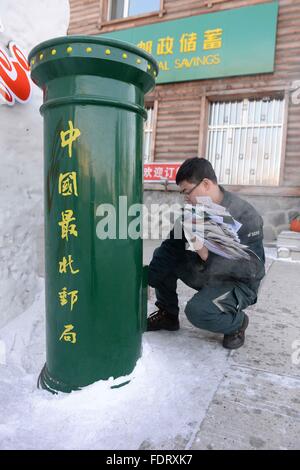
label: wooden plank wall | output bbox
[68,0,300,189]
[68,0,100,35]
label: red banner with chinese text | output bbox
[144,162,181,183]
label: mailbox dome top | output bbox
[29,35,158,94]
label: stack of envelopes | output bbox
[182,196,250,260]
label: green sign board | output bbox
[100,2,278,84]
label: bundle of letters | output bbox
[182,196,250,260]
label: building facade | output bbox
[68,0,300,241]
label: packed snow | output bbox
[0,278,231,450]
[0,0,69,328]
[0,241,297,449]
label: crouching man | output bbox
[147,157,265,349]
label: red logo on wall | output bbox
[0,41,32,105]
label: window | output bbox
[143,106,155,162]
[109,0,160,20]
[206,97,285,186]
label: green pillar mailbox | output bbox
[28,36,158,393]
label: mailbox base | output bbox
[38,364,81,394]
[38,363,137,394]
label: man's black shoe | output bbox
[223,313,249,350]
[147,308,180,331]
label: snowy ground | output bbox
[0,248,300,450]
[0,278,229,450]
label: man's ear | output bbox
[202,178,211,189]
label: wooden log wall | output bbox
[68,0,300,193]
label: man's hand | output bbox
[196,245,209,261]
[189,235,209,261]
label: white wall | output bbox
[0,0,70,327]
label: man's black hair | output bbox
[175,157,218,185]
